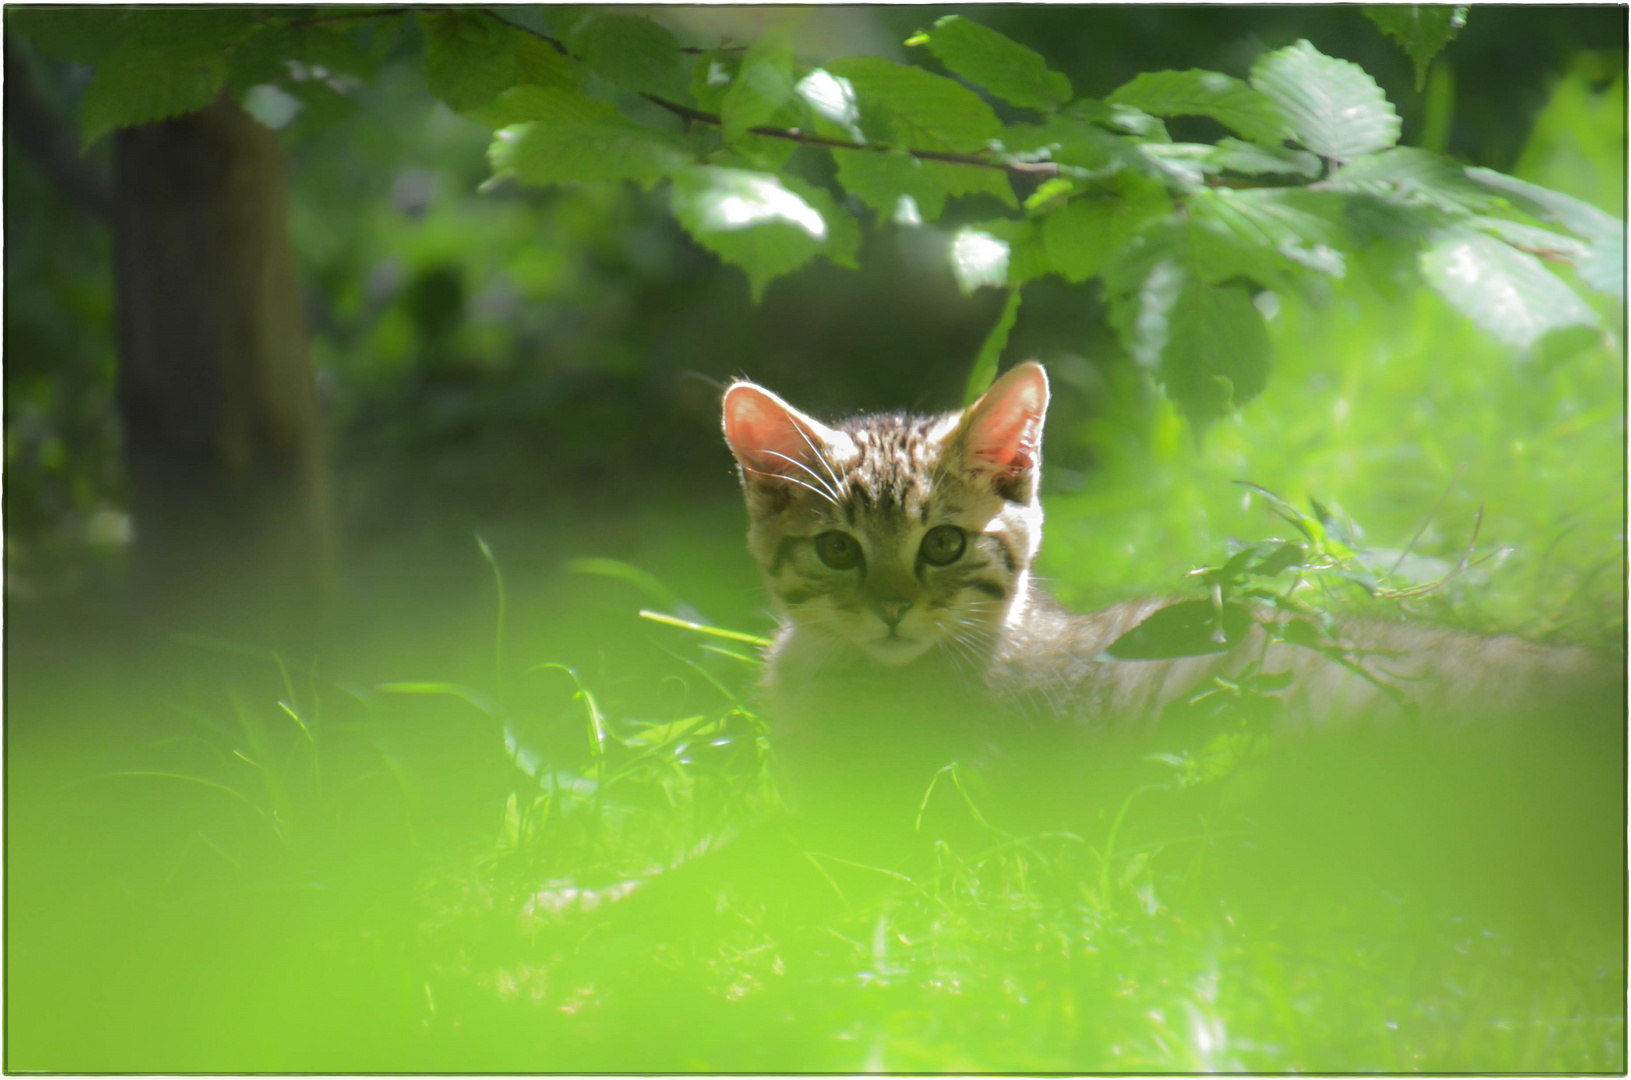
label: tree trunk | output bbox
[113,96,330,642]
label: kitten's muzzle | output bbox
[873,598,913,630]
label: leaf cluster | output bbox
[8,6,1620,428]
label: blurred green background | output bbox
[5,5,1625,1072]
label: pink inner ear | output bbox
[967,365,1048,475]
[723,385,817,477]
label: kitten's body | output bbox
[722,364,1617,812]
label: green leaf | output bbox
[420,11,519,113]
[1000,116,1123,171]
[1106,223,1275,424]
[911,15,1072,112]
[228,21,383,92]
[833,149,949,223]
[925,161,1017,208]
[721,27,796,142]
[8,7,135,64]
[825,55,1002,153]
[487,87,694,185]
[71,9,258,148]
[1189,188,1349,278]
[963,291,1023,405]
[1042,198,1114,283]
[670,166,856,301]
[1208,138,1321,178]
[949,226,1012,294]
[1365,5,1468,91]
[1104,600,1254,659]
[1107,69,1288,146]
[947,218,1049,292]
[1251,40,1400,163]
[1327,147,1499,215]
[1465,167,1625,299]
[1420,228,1598,349]
[691,51,738,114]
[566,12,686,100]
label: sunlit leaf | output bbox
[1465,167,1626,300]
[1108,69,1289,146]
[911,15,1072,111]
[825,55,1003,152]
[950,226,1011,294]
[1251,40,1400,163]
[487,87,695,185]
[1420,229,1598,349]
[671,166,855,301]
[1327,147,1499,215]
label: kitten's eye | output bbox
[920,524,966,566]
[814,531,863,570]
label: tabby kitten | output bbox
[721,363,1614,805]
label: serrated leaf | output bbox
[1042,197,1115,282]
[1107,229,1273,424]
[1208,138,1321,178]
[825,55,1002,153]
[721,27,796,142]
[964,291,1023,405]
[1327,147,1498,215]
[488,87,694,185]
[1365,5,1467,91]
[833,148,949,222]
[71,9,258,148]
[1105,600,1254,659]
[567,12,686,100]
[420,11,520,113]
[1251,40,1400,163]
[671,166,853,301]
[912,15,1072,112]
[1465,167,1625,299]
[1108,69,1289,146]
[1420,229,1598,349]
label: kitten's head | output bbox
[723,362,1049,668]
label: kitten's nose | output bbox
[874,599,913,629]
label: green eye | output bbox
[920,524,966,566]
[814,531,863,570]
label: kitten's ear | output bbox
[722,382,854,488]
[958,361,1050,490]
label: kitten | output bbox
[721,363,1617,810]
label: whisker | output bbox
[789,420,848,496]
[759,450,842,504]
[743,465,838,507]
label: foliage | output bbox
[8,6,1620,430]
